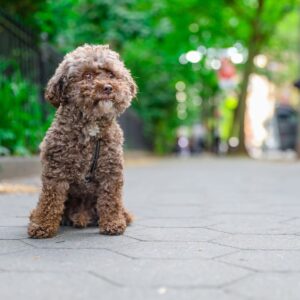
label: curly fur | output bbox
[28,44,136,238]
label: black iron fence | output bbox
[0,9,149,150]
[0,9,40,84]
[0,9,62,108]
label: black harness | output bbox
[85,139,101,183]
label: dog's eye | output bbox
[108,71,115,79]
[83,72,94,80]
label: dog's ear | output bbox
[129,76,137,99]
[45,72,67,108]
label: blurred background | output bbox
[0,0,299,159]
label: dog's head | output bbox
[45,44,137,117]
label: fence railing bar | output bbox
[0,8,36,37]
[0,21,38,52]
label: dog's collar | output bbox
[85,139,101,183]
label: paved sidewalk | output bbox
[1,157,300,300]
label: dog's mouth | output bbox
[93,97,114,106]
[91,97,115,115]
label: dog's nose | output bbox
[103,84,112,94]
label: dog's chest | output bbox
[87,124,100,137]
[81,124,101,142]
[78,124,104,181]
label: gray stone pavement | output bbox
[1,157,300,300]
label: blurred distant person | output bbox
[190,123,206,154]
[211,108,222,155]
[275,104,298,151]
[212,126,221,154]
[294,79,300,90]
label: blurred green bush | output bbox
[0,61,52,155]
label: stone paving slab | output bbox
[219,249,300,272]
[1,157,300,299]
[226,273,300,300]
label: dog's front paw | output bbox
[99,218,127,235]
[28,222,57,239]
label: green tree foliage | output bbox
[267,8,299,84]
[4,0,298,154]
[0,61,51,155]
[1,0,46,30]
[32,0,225,153]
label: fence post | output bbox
[38,37,48,120]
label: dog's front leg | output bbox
[97,149,128,235]
[28,180,69,238]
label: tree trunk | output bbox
[235,45,256,154]
[234,0,264,154]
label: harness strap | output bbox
[85,139,101,183]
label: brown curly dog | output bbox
[28,44,137,238]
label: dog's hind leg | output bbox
[60,198,74,227]
[68,199,98,228]
[123,209,134,226]
[69,206,91,228]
